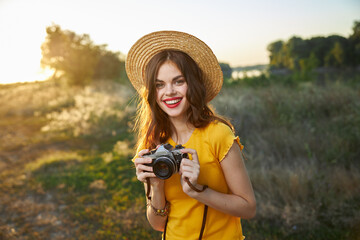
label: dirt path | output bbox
[0,116,76,239]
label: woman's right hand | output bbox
[134,149,164,186]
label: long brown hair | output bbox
[134,50,233,150]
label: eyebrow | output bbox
[156,75,184,82]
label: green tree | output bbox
[286,36,309,70]
[219,62,233,80]
[308,37,330,66]
[41,24,125,85]
[349,20,360,65]
[266,20,360,71]
[267,40,284,68]
[268,34,350,70]
[300,52,320,72]
[94,50,125,82]
[325,42,345,67]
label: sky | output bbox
[0,0,359,84]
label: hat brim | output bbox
[125,31,223,102]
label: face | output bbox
[155,61,189,122]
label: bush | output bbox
[212,80,360,239]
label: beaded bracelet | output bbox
[148,201,170,217]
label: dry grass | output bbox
[1,79,359,239]
[213,81,360,239]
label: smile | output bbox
[163,97,182,108]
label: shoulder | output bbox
[203,120,234,137]
[197,120,236,148]
[199,120,243,161]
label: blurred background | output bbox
[0,0,359,239]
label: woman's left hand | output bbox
[179,148,203,196]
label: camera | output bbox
[143,143,188,179]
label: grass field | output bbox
[0,76,359,239]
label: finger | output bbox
[134,157,152,166]
[180,158,195,167]
[181,159,200,174]
[180,163,200,174]
[180,160,193,170]
[137,172,157,182]
[180,148,199,163]
[180,166,196,175]
[136,164,153,173]
[181,171,197,184]
[180,148,197,155]
[138,149,150,157]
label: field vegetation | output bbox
[0,72,359,239]
[1,20,359,240]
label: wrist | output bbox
[147,200,170,217]
[194,183,208,191]
[151,181,164,191]
[188,185,208,199]
[184,178,208,198]
[185,178,207,193]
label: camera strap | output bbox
[146,178,151,200]
[146,177,209,239]
[163,204,208,240]
[185,177,208,192]
[145,178,208,199]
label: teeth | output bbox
[165,99,181,105]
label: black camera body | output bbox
[143,143,188,179]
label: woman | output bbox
[126,31,256,240]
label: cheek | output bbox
[181,84,189,95]
[155,89,162,105]
[183,86,189,100]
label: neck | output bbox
[169,116,194,145]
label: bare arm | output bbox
[180,142,256,219]
[134,149,167,231]
[144,181,167,231]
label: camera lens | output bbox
[153,157,177,179]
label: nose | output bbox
[165,83,175,95]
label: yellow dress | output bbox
[134,121,245,240]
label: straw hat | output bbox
[125,30,223,102]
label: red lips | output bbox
[163,97,182,108]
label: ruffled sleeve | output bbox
[209,122,244,162]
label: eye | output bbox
[155,82,165,89]
[175,79,185,86]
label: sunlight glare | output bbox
[0,49,54,85]
[0,0,54,85]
